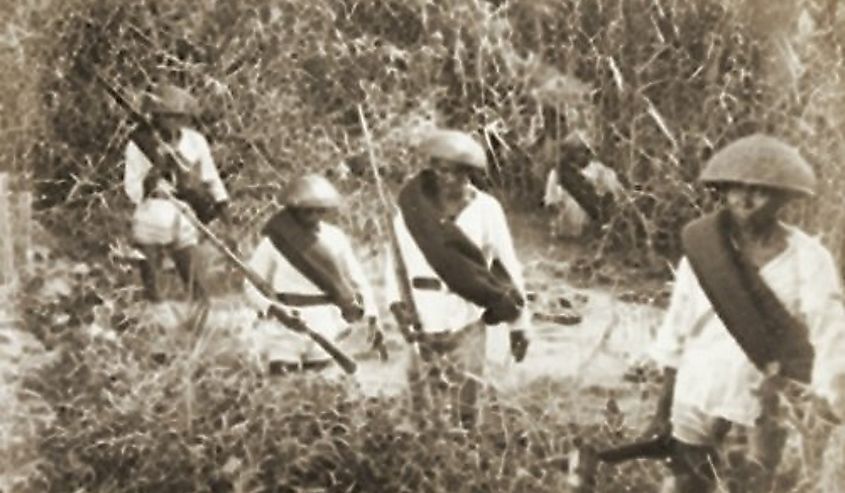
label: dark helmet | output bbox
[419,129,487,170]
[283,174,342,209]
[145,84,200,116]
[700,134,816,196]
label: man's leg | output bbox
[447,322,486,430]
[406,347,433,425]
[666,440,720,493]
[136,244,162,302]
[171,245,207,301]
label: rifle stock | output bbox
[357,105,422,342]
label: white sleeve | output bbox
[804,247,845,403]
[124,142,151,205]
[650,257,697,369]
[185,129,229,202]
[543,168,563,207]
[337,232,379,320]
[243,237,277,314]
[486,197,531,330]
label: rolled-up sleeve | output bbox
[803,248,845,402]
[486,197,531,330]
[650,257,697,369]
[124,142,151,205]
[182,129,229,203]
[338,233,379,320]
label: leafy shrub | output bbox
[9,254,841,492]
[4,0,844,267]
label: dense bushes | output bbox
[3,0,843,266]
[9,255,844,492]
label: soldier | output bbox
[385,128,531,429]
[542,131,623,238]
[644,134,845,492]
[124,84,230,302]
[243,174,380,375]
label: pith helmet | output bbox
[283,174,342,209]
[420,129,487,170]
[700,134,816,196]
[146,84,200,116]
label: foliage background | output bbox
[3,0,844,266]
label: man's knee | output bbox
[667,440,719,493]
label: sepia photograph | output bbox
[1,0,845,491]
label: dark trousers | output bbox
[667,419,791,493]
[268,359,332,376]
[137,244,207,302]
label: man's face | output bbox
[153,113,186,134]
[430,158,473,211]
[291,206,330,230]
[724,184,786,231]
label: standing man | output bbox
[243,174,380,375]
[385,128,531,429]
[646,134,845,492]
[542,131,623,238]
[124,83,230,302]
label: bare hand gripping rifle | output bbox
[98,75,356,374]
[357,105,422,344]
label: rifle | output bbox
[166,192,358,374]
[543,433,673,493]
[357,105,421,344]
[94,73,355,373]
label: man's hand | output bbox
[510,330,529,362]
[267,305,306,333]
[367,316,389,362]
[389,302,413,328]
[215,200,232,225]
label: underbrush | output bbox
[4,254,841,492]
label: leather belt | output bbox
[268,359,332,375]
[412,277,443,291]
[275,292,333,307]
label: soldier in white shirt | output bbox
[243,174,380,375]
[646,135,845,492]
[542,132,623,238]
[385,129,531,428]
[123,84,230,301]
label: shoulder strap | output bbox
[398,172,523,324]
[681,210,813,382]
[263,209,363,320]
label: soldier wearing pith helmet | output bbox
[645,134,845,492]
[385,128,531,429]
[123,83,231,302]
[243,173,380,376]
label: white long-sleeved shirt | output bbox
[124,127,229,205]
[243,223,378,340]
[542,160,623,209]
[651,225,845,426]
[384,187,530,334]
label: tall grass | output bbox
[2,0,843,266]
